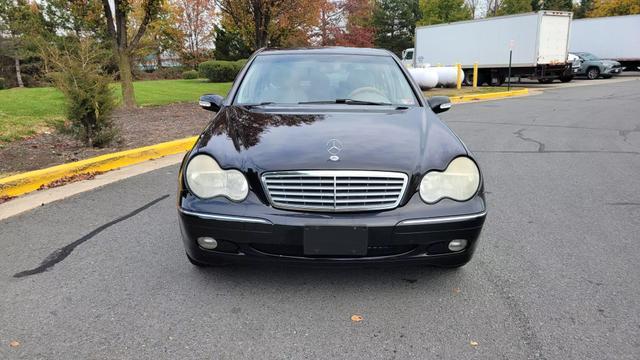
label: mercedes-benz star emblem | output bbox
[327,139,343,161]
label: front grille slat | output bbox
[271,197,335,204]
[261,170,408,212]
[265,179,334,184]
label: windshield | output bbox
[579,52,600,61]
[235,54,418,106]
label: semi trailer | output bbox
[403,11,574,84]
[570,14,640,71]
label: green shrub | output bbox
[45,39,117,147]
[198,59,248,82]
[0,77,5,90]
[182,70,199,79]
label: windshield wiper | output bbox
[242,101,275,107]
[299,99,392,106]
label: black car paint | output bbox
[178,47,486,267]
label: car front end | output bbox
[178,48,487,268]
[601,60,622,75]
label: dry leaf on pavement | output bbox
[351,314,364,322]
[9,340,20,348]
[470,340,479,347]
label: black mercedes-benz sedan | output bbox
[178,47,486,268]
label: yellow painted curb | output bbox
[449,89,529,103]
[0,136,198,198]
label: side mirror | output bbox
[199,94,224,112]
[429,96,452,114]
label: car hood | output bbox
[601,60,621,66]
[192,105,467,176]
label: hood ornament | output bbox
[327,139,343,162]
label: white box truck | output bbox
[570,14,640,71]
[403,11,574,84]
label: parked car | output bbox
[179,47,486,268]
[569,52,622,79]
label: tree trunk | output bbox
[156,51,162,69]
[14,57,24,88]
[118,51,136,109]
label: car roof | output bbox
[257,47,394,57]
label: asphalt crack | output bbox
[13,194,170,278]
[477,258,547,359]
[618,125,640,146]
[514,128,546,153]
[606,202,640,206]
[446,119,621,132]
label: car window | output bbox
[235,54,418,106]
[405,51,413,60]
[580,53,599,61]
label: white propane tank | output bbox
[433,67,463,87]
[408,68,438,89]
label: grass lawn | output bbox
[423,86,524,97]
[0,79,232,143]
[123,79,232,107]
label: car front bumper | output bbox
[603,67,622,75]
[178,193,487,266]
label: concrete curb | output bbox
[449,88,529,103]
[0,136,197,198]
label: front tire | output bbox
[587,67,600,80]
[187,253,208,267]
[560,75,573,83]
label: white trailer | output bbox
[570,14,640,71]
[405,11,574,84]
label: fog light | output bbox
[448,239,468,252]
[197,237,218,250]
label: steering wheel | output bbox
[347,87,391,103]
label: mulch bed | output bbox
[0,103,211,177]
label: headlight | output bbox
[185,154,248,201]
[419,157,480,204]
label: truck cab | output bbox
[401,48,414,68]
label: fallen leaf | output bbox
[470,340,479,347]
[37,171,103,190]
[0,195,16,204]
[351,314,363,322]
[9,340,20,348]
[453,288,461,294]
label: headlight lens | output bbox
[185,154,248,201]
[419,157,480,204]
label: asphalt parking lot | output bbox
[1,79,639,359]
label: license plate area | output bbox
[303,226,368,256]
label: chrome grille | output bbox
[261,171,408,212]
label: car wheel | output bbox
[559,75,573,83]
[587,67,600,80]
[186,253,208,267]
[437,262,468,269]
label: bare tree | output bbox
[173,0,216,66]
[485,0,504,17]
[100,0,162,109]
[466,0,481,18]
